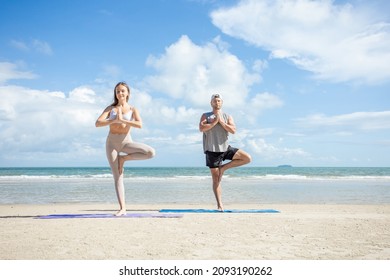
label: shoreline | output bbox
[1,203,389,260]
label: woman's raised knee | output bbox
[148,148,156,158]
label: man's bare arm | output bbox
[218,114,236,134]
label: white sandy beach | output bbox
[0,203,389,260]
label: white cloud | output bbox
[69,86,96,104]
[222,128,309,162]
[10,39,53,55]
[211,0,390,84]
[295,111,390,131]
[250,92,283,111]
[0,102,16,121]
[232,92,283,125]
[247,138,309,159]
[252,59,268,72]
[138,36,285,148]
[0,85,101,165]
[160,106,200,125]
[32,39,53,55]
[144,35,260,108]
[131,89,202,128]
[10,40,29,51]
[0,62,37,84]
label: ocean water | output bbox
[0,167,389,205]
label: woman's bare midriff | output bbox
[109,123,131,135]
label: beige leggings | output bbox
[106,133,155,208]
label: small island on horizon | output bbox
[277,165,293,168]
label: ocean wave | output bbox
[1,174,390,181]
[233,175,390,181]
[0,174,113,180]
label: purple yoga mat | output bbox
[159,209,280,213]
[36,213,183,219]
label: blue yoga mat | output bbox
[159,209,280,213]
[36,213,183,219]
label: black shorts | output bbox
[205,146,239,168]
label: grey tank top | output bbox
[202,112,229,153]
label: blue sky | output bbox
[0,0,389,167]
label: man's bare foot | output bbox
[115,209,127,216]
[217,204,224,212]
[118,155,125,175]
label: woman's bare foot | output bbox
[115,209,127,216]
[118,155,125,175]
[217,204,224,212]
